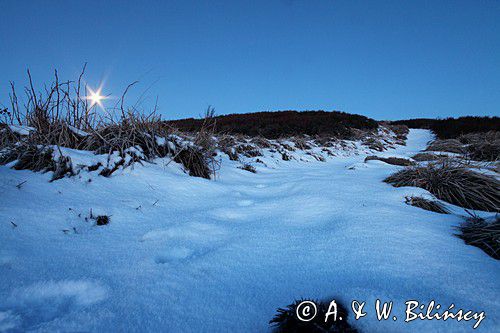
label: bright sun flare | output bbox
[86,86,106,108]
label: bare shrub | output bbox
[0,125,26,148]
[0,68,217,180]
[364,155,415,166]
[404,196,449,214]
[391,116,500,139]
[384,162,500,212]
[168,110,378,139]
[456,213,499,260]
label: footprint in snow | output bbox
[141,222,228,264]
[236,199,254,207]
[209,207,249,221]
[155,247,194,264]
[0,252,14,269]
[0,280,107,331]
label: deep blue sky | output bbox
[0,0,499,120]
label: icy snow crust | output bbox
[0,129,498,332]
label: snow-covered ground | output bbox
[0,129,498,332]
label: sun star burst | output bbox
[86,86,107,108]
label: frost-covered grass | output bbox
[0,129,499,332]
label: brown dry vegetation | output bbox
[426,139,465,154]
[167,110,378,139]
[0,68,217,179]
[404,196,449,214]
[384,162,500,212]
[392,116,500,139]
[1,69,409,182]
[456,214,499,260]
[411,152,448,162]
[364,155,415,166]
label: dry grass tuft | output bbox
[459,131,500,162]
[456,213,499,260]
[424,132,499,162]
[0,69,218,180]
[292,137,312,150]
[238,163,256,173]
[404,196,449,214]
[173,146,212,179]
[384,162,500,212]
[387,124,409,143]
[426,139,465,154]
[411,152,448,162]
[0,142,74,181]
[362,137,385,151]
[4,144,55,172]
[365,155,415,166]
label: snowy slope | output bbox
[0,129,498,332]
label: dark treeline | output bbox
[392,116,500,139]
[167,110,378,139]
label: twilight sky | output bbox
[0,0,499,120]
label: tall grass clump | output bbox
[384,161,500,212]
[404,196,449,214]
[456,214,499,260]
[411,152,447,162]
[0,67,217,179]
[426,139,464,154]
[459,131,500,162]
[425,133,499,162]
[364,155,415,166]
